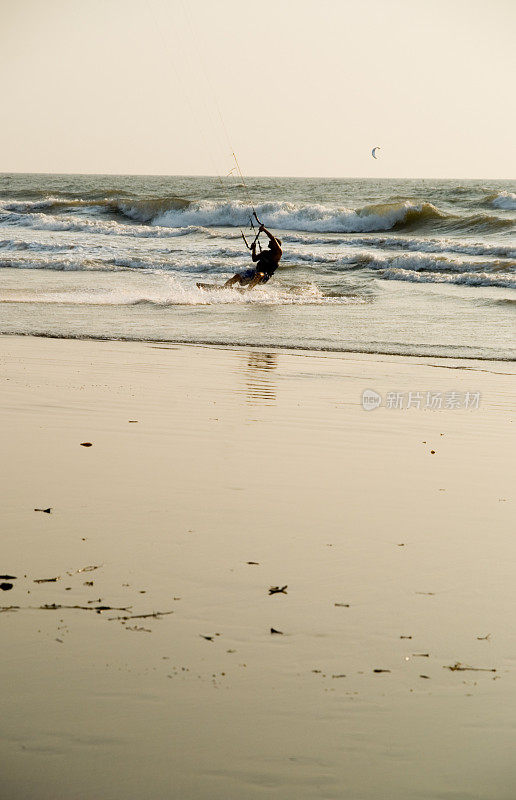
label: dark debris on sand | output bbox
[109,611,174,621]
[444,662,496,673]
[1,566,176,627]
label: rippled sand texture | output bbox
[1,336,515,799]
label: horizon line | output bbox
[1,171,514,182]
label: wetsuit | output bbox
[251,246,281,283]
[226,228,282,288]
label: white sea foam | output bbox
[2,196,512,239]
[1,175,514,362]
[0,207,214,240]
[0,252,233,275]
[491,191,516,210]
[2,244,512,279]
[363,252,515,275]
[154,200,444,233]
[3,198,113,216]
[0,255,121,272]
[0,279,365,307]
[284,233,516,260]
[380,269,516,289]
[282,248,515,275]
[153,199,513,234]
[0,238,75,253]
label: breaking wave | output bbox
[379,269,516,289]
[131,198,514,234]
[0,238,75,253]
[0,279,366,307]
[283,233,516,259]
[488,191,516,211]
[0,207,216,240]
[3,195,190,221]
[3,195,513,236]
[2,175,514,363]
[2,243,513,283]
[154,199,452,233]
[0,253,236,274]
[357,252,515,274]
[282,249,516,276]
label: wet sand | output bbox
[1,335,515,800]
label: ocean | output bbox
[0,173,514,360]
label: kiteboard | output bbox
[196,282,247,292]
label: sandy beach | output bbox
[1,334,515,800]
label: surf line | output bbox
[144,0,262,254]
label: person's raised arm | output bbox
[259,225,282,255]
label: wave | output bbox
[149,199,514,235]
[2,244,513,280]
[3,195,191,222]
[359,252,515,275]
[0,186,134,201]
[488,191,516,211]
[482,297,516,307]
[437,212,513,233]
[280,250,516,278]
[0,208,218,240]
[283,233,516,260]
[379,268,516,289]
[0,238,76,253]
[0,280,367,307]
[116,197,190,222]
[2,195,513,236]
[0,255,124,272]
[0,253,237,274]
[154,199,451,233]
[4,198,107,214]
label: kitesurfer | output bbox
[224,224,282,289]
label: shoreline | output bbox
[2,331,514,364]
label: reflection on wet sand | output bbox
[2,338,516,800]
[244,351,277,405]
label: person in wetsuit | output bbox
[224,224,282,289]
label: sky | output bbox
[1,0,515,178]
